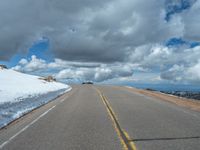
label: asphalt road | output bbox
[0,85,200,150]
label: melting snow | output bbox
[0,69,71,128]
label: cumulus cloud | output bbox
[161,61,200,84]
[55,64,134,82]
[12,55,134,82]
[129,44,200,70]
[48,59,101,69]
[12,42,200,83]
[124,43,200,84]
[13,55,47,72]
[181,0,200,41]
[0,0,188,62]
[19,58,28,65]
[161,65,185,82]
[55,63,135,82]
[2,0,200,84]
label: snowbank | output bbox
[0,69,71,128]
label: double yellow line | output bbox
[95,88,137,150]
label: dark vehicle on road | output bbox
[82,81,93,84]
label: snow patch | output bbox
[0,69,71,128]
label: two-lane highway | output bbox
[0,85,200,150]
[98,86,200,150]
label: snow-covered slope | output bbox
[0,68,71,128]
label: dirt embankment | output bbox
[126,87,200,112]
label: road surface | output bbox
[0,85,200,150]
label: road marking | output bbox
[60,98,65,103]
[0,89,76,149]
[123,86,200,119]
[95,88,137,150]
[0,105,56,149]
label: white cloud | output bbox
[94,67,113,82]
[129,44,200,70]
[0,0,187,62]
[186,60,200,82]
[55,63,134,82]
[161,60,200,84]
[7,0,200,85]
[12,55,134,82]
[161,64,185,82]
[181,0,200,41]
[24,55,47,72]
[11,65,22,71]
[12,55,47,72]
[19,58,28,65]
[48,59,101,69]
[56,69,78,79]
[12,43,200,84]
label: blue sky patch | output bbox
[166,37,200,48]
[27,37,53,61]
[165,0,196,21]
[0,37,53,67]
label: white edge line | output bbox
[0,105,56,149]
[60,99,65,103]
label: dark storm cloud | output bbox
[0,0,186,62]
[0,0,113,61]
[47,0,185,62]
[2,0,200,83]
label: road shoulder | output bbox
[124,86,200,112]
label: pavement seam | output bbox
[95,88,137,150]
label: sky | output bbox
[0,0,200,89]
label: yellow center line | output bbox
[94,87,137,150]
